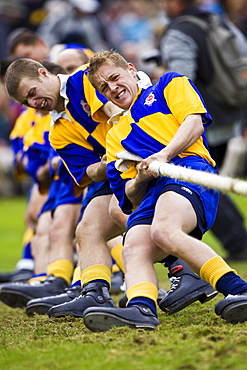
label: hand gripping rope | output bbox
[115,151,247,196]
[149,160,247,196]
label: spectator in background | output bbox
[37,0,107,51]
[199,0,247,36]
[6,27,50,61]
[100,0,164,74]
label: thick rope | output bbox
[148,160,247,196]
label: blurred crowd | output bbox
[0,0,247,195]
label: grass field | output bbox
[1,195,247,370]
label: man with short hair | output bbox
[80,50,247,331]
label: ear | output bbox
[38,67,48,77]
[128,63,137,78]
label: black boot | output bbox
[0,275,68,309]
[26,285,82,316]
[48,281,115,318]
[158,259,218,314]
[0,268,33,283]
[84,304,160,332]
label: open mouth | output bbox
[40,99,47,108]
[116,90,125,99]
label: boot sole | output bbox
[0,290,34,308]
[26,303,53,316]
[159,286,218,315]
[219,301,247,324]
[49,310,84,318]
[84,312,158,332]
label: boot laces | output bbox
[168,276,181,293]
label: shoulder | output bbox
[156,72,186,87]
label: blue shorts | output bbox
[127,156,219,240]
[79,180,112,221]
[38,179,83,217]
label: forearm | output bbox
[101,101,122,118]
[125,175,153,205]
[36,162,52,194]
[86,162,107,182]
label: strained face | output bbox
[17,75,59,112]
[92,63,138,110]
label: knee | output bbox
[122,242,139,265]
[75,218,94,245]
[151,224,178,255]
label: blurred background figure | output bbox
[51,43,93,74]
[37,0,107,51]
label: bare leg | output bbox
[151,191,218,274]
[31,211,52,274]
[123,224,167,291]
[76,194,125,271]
[49,203,81,264]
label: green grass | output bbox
[1,195,247,370]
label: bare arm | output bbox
[126,114,204,203]
[101,101,122,118]
[125,164,156,205]
[86,154,108,182]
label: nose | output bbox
[108,81,118,92]
[27,97,37,108]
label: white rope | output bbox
[148,160,247,196]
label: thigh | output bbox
[78,194,124,240]
[52,203,81,233]
[153,191,197,235]
[125,224,167,263]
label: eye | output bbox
[101,84,108,93]
[28,88,35,97]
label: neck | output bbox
[56,96,65,113]
[54,75,65,113]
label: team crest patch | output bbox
[80,100,91,116]
[144,92,157,106]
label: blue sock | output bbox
[127,297,157,315]
[159,255,178,267]
[216,272,247,296]
[70,280,81,288]
[22,242,33,259]
[31,273,47,279]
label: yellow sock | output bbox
[22,227,34,245]
[200,256,236,289]
[80,265,111,287]
[127,282,158,305]
[112,263,120,273]
[47,259,74,285]
[71,266,81,285]
[111,243,124,272]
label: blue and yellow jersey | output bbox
[22,111,52,183]
[9,107,36,156]
[106,72,215,213]
[49,64,110,189]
